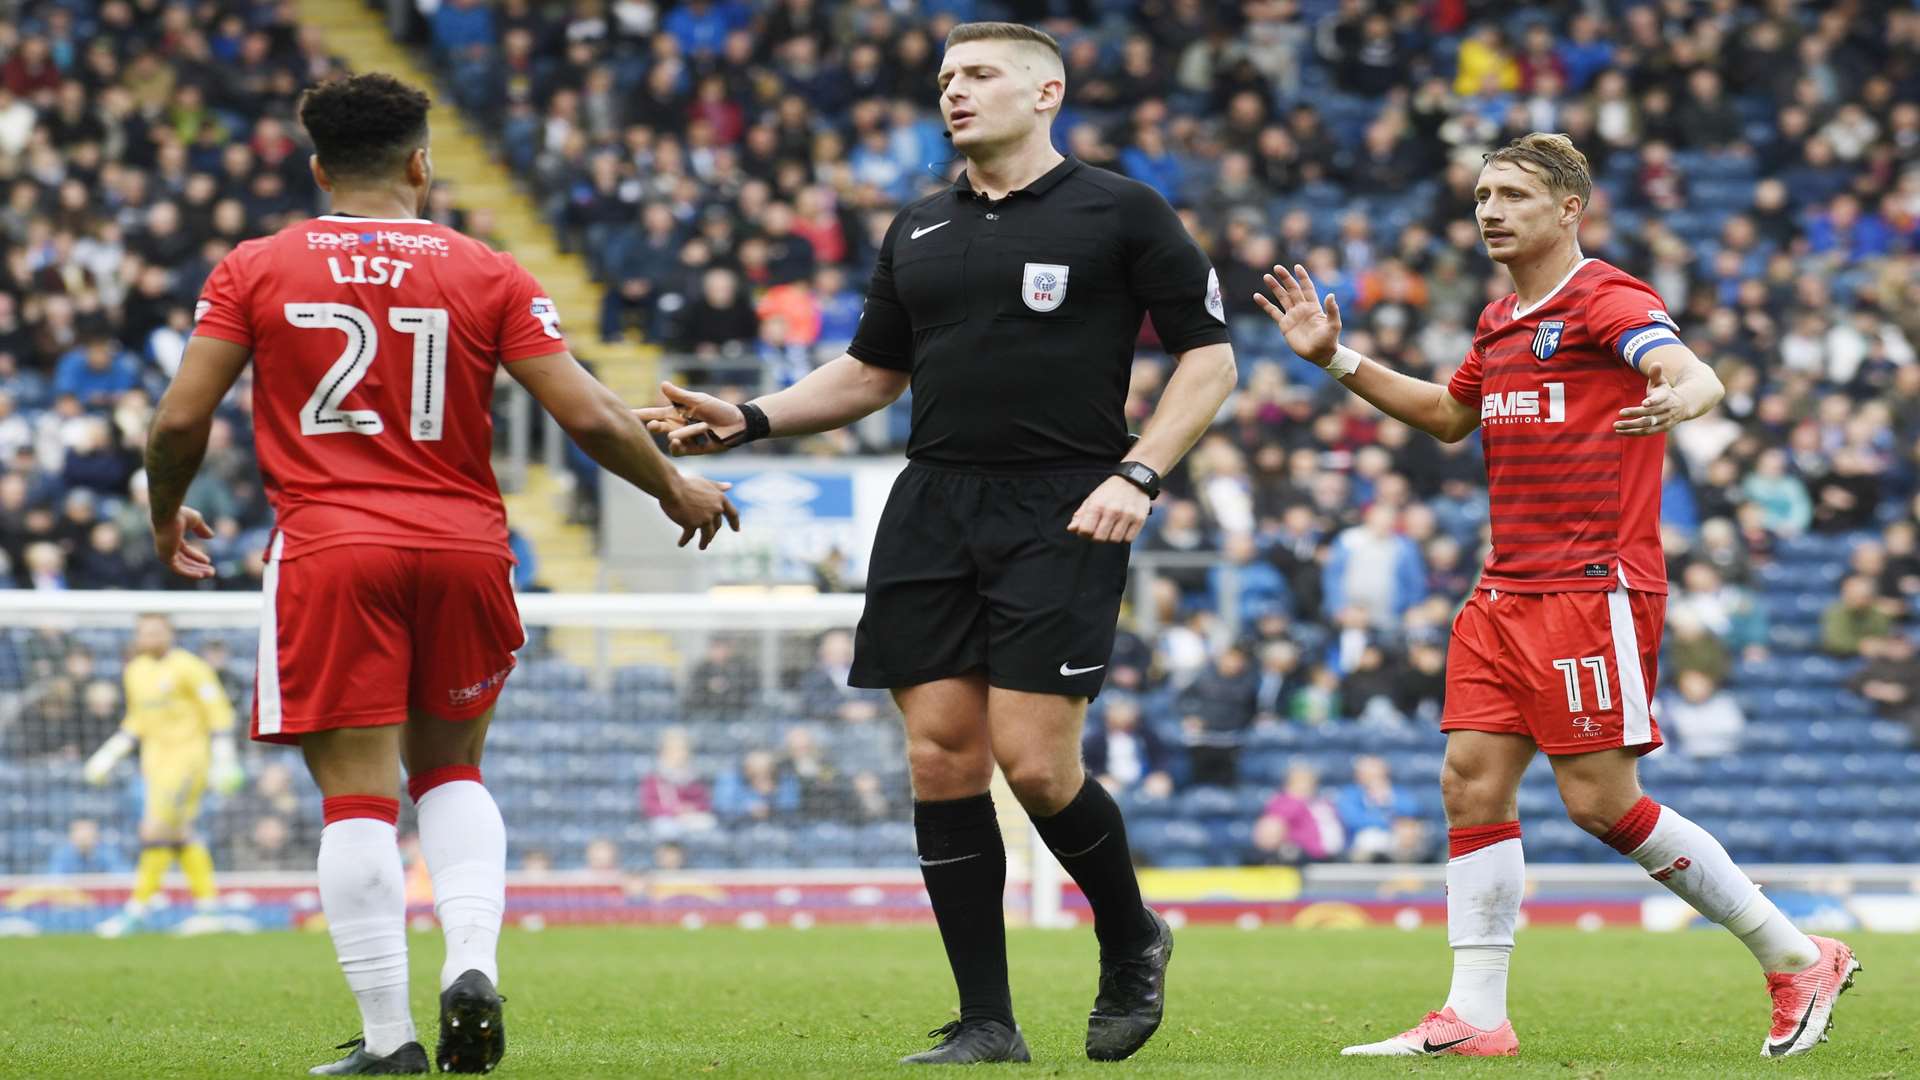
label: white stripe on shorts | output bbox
[1607,568,1651,747]
[255,533,286,735]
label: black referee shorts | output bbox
[849,463,1131,699]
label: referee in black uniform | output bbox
[641,22,1237,1066]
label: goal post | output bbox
[0,588,1071,932]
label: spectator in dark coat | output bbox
[1179,643,1259,786]
[793,629,889,723]
[1083,695,1172,799]
[1850,634,1920,737]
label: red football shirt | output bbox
[1446,258,1685,594]
[192,214,568,561]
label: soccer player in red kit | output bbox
[1255,134,1859,1060]
[144,74,737,1076]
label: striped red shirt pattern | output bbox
[1447,259,1683,594]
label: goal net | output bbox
[0,589,1027,935]
[7,589,1917,939]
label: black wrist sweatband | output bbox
[733,401,772,445]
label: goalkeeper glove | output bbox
[84,732,136,786]
[210,735,245,795]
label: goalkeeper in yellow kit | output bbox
[85,614,243,935]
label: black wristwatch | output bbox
[1114,460,1162,500]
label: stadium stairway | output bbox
[291,0,663,596]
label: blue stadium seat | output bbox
[1177,786,1240,819]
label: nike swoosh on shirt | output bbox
[1059,663,1106,676]
[1767,997,1819,1055]
[910,220,952,239]
[1421,1035,1478,1054]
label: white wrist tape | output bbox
[1322,343,1363,379]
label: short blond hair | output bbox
[1483,132,1592,207]
[945,21,1063,61]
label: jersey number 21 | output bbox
[284,302,450,442]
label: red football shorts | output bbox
[251,537,524,745]
[1440,587,1664,756]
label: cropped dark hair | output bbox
[297,74,431,182]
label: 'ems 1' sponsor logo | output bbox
[1480,381,1566,424]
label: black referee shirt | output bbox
[847,156,1232,471]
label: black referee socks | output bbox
[913,794,1015,1028]
[1032,777,1156,952]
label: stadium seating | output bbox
[8,520,1918,877]
[3,0,1918,880]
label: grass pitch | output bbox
[0,926,1911,1078]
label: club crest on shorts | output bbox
[1532,319,1566,359]
[1022,262,1069,312]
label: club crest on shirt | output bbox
[1532,319,1566,359]
[1022,262,1069,312]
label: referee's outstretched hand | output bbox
[1069,476,1152,544]
[1253,263,1342,366]
[634,381,747,456]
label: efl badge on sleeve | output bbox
[530,297,563,339]
[1022,262,1069,312]
[1532,319,1565,359]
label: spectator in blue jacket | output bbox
[1333,755,1420,863]
[46,817,130,875]
[664,0,751,60]
[1322,504,1427,629]
[1210,533,1291,622]
[51,337,140,408]
[1119,125,1186,202]
[429,0,496,59]
[1805,194,1895,260]
[712,749,800,823]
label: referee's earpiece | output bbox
[942,129,952,139]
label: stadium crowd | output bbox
[424,0,1920,857]
[406,0,1920,862]
[0,0,339,593]
[5,0,1920,873]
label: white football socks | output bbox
[317,814,415,1056]
[1622,801,1819,973]
[416,777,507,990]
[1443,828,1524,1030]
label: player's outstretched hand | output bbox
[154,506,216,579]
[661,475,740,550]
[1069,476,1151,544]
[1616,360,1685,436]
[635,381,747,456]
[1253,263,1342,366]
